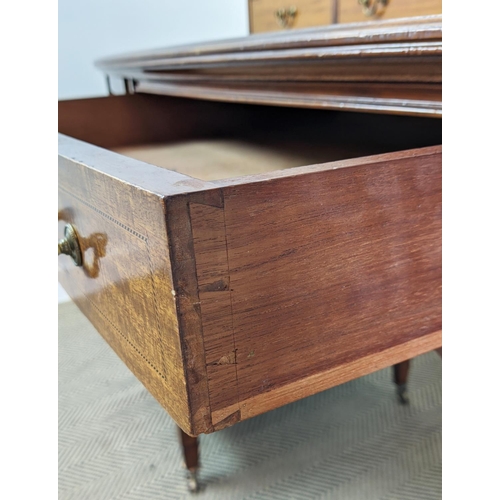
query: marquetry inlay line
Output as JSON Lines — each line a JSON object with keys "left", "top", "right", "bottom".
{"left": 83, "top": 291, "right": 168, "bottom": 381}
{"left": 59, "top": 186, "right": 148, "bottom": 241}
{"left": 144, "top": 244, "right": 169, "bottom": 374}
{"left": 59, "top": 186, "right": 171, "bottom": 380}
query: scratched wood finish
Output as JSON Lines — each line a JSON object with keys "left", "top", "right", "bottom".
{"left": 338, "top": 0, "right": 441, "bottom": 24}
{"left": 96, "top": 16, "right": 442, "bottom": 118}
{"left": 249, "top": 0, "right": 335, "bottom": 33}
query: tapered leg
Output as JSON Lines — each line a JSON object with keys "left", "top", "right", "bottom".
{"left": 393, "top": 360, "right": 411, "bottom": 405}
{"left": 178, "top": 427, "right": 200, "bottom": 492}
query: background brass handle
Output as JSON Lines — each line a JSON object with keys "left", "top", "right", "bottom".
{"left": 274, "top": 6, "right": 297, "bottom": 28}
{"left": 358, "top": 0, "right": 388, "bottom": 17}
{"left": 58, "top": 223, "right": 82, "bottom": 266}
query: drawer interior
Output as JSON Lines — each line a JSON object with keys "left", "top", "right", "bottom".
{"left": 59, "top": 94, "right": 442, "bottom": 181}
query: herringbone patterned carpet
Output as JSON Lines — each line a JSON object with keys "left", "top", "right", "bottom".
{"left": 59, "top": 301, "right": 442, "bottom": 500}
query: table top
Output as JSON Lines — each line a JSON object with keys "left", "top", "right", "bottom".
{"left": 96, "top": 15, "right": 442, "bottom": 117}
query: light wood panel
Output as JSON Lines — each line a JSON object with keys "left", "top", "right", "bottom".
{"left": 249, "top": 0, "right": 335, "bottom": 33}
{"left": 339, "top": 0, "right": 441, "bottom": 24}
{"left": 115, "top": 140, "right": 314, "bottom": 181}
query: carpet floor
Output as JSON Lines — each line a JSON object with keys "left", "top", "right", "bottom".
{"left": 59, "top": 301, "right": 442, "bottom": 500}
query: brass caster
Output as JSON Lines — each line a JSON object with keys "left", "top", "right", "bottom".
{"left": 186, "top": 470, "right": 199, "bottom": 493}
{"left": 396, "top": 384, "right": 409, "bottom": 405}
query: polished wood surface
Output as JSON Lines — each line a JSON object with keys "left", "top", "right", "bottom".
{"left": 249, "top": 0, "right": 335, "bottom": 33}
{"left": 96, "top": 16, "right": 441, "bottom": 117}
{"left": 339, "top": 0, "right": 441, "bottom": 24}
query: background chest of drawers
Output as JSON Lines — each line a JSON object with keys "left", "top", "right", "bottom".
{"left": 249, "top": 0, "right": 441, "bottom": 32}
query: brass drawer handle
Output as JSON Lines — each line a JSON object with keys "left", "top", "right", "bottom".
{"left": 358, "top": 0, "right": 388, "bottom": 17}
{"left": 58, "top": 223, "right": 82, "bottom": 266}
{"left": 275, "top": 6, "right": 297, "bottom": 28}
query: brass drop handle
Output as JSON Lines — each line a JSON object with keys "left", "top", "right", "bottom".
{"left": 58, "top": 223, "right": 83, "bottom": 266}
{"left": 274, "top": 6, "right": 297, "bottom": 28}
{"left": 358, "top": 0, "right": 388, "bottom": 17}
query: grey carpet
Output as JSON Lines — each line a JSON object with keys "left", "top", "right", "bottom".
{"left": 59, "top": 301, "right": 442, "bottom": 500}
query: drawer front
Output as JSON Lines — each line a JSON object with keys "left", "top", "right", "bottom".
{"left": 249, "top": 0, "right": 334, "bottom": 33}
{"left": 338, "top": 0, "right": 441, "bottom": 24}
{"left": 58, "top": 132, "right": 220, "bottom": 436}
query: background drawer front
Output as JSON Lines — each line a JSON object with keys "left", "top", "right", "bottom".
{"left": 338, "top": 0, "right": 441, "bottom": 24}
{"left": 249, "top": 0, "right": 334, "bottom": 33}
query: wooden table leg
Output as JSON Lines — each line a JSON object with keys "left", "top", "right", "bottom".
{"left": 393, "top": 360, "right": 411, "bottom": 405}
{"left": 178, "top": 427, "right": 200, "bottom": 492}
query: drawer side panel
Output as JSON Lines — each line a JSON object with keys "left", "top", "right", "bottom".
{"left": 207, "top": 147, "right": 441, "bottom": 424}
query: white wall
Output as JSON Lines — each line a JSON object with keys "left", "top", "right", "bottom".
{"left": 58, "top": 0, "right": 249, "bottom": 99}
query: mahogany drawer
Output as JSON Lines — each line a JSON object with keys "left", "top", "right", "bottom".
{"left": 249, "top": 0, "right": 335, "bottom": 33}
{"left": 58, "top": 94, "right": 442, "bottom": 436}
{"left": 338, "top": 0, "right": 441, "bottom": 24}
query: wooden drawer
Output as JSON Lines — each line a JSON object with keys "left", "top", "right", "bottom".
{"left": 59, "top": 94, "right": 441, "bottom": 436}
{"left": 249, "top": 0, "right": 335, "bottom": 33}
{"left": 338, "top": 0, "right": 441, "bottom": 24}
